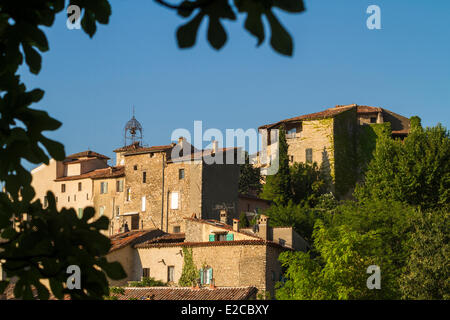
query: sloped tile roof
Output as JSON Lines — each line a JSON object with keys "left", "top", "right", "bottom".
{"left": 65, "top": 150, "right": 110, "bottom": 161}
{"left": 54, "top": 166, "right": 125, "bottom": 182}
{"left": 109, "top": 229, "right": 166, "bottom": 252}
{"left": 135, "top": 239, "right": 290, "bottom": 250}
{"left": 259, "top": 104, "right": 356, "bottom": 129}
{"left": 110, "top": 286, "right": 257, "bottom": 300}
{"left": 123, "top": 144, "right": 175, "bottom": 156}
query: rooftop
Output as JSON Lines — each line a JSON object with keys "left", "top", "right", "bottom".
{"left": 54, "top": 165, "right": 125, "bottom": 182}
{"left": 110, "top": 286, "right": 258, "bottom": 300}
{"left": 109, "top": 229, "right": 166, "bottom": 252}
{"left": 65, "top": 150, "right": 110, "bottom": 161}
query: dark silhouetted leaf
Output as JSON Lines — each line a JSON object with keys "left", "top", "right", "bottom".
{"left": 176, "top": 13, "right": 204, "bottom": 48}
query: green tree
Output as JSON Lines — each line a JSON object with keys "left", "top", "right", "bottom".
{"left": 400, "top": 209, "right": 450, "bottom": 299}
{"left": 239, "top": 212, "right": 250, "bottom": 228}
{"left": 261, "top": 126, "right": 292, "bottom": 205}
{"left": 276, "top": 200, "right": 416, "bottom": 299}
{"left": 277, "top": 221, "right": 397, "bottom": 300}
{"left": 238, "top": 153, "right": 262, "bottom": 195}
{"left": 178, "top": 248, "right": 198, "bottom": 287}
{"left": 355, "top": 119, "right": 450, "bottom": 210}
{"left": 290, "top": 162, "right": 326, "bottom": 206}
{"left": 128, "top": 277, "right": 167, "bottom": 287}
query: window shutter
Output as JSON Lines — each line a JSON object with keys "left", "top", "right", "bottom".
{"left": 226, "top": 233, "right": 234, "bottom": 241}
{"left": 199, "top": 269, "right": 204, "bottom": 285}
{"left": 209, "top": 268, "right": 213, "bottom": 281}
{"left": 209, "top": 234, "right": 215, "bottom": 242}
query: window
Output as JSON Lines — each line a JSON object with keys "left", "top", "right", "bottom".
{"left": 133, "top": 165, "right": 138, "bottom": 170}
{"left": 115, "top": 206, "right": 120, "bottom": 217}
{"left": 100, "top": 182, "right": 108, "bottom": 194}
{"left": 78, "top": 182, "right": 82, "bottom": 191}
{"left": 126, "top": 188, "right": 131, "bottom": 201}
{"left": 142, "top": 268, "right": 150, "bottom": 279}
{"left": 74, "top": 195, "right": 76, "bottom": 201}
{"left": 167, "top": 266, "right": 174, "bottom": 282}
{"left": 61, "top": 184, "right": 66, "bottom": 193}
{"left": 289, "top": 155, "right": 294, "bottom": 162}
{"left": 370, "top": 117, "right": 377, "bottom": 124}
{"left": 77, "top": 208, "right": 83, "bottom": 219}
{"left": 99, "top": 206, "right": 105, "bottom": 216}
{"left": 142, "top": 171, "right": 147, "bottom": 183}
{"left": 86, "top": 193, "right": 89, "bottom": 200}
{"left": 306, "top": 148, "right": 313, "bottom": 163}
{"left": 170, "top": 192, "right": 179, "bottom": 210}
{"left": 271, "top": 271, "right": 276, "bottom": 281}
{"left": 116, "top": 180, "right": 123, "bottom": 192}
{"left": 141, "top": 196, "right": 146, "bottom": 212}
{"left": 68, "top": 196, "right": 70, "bottom": 202}
{"left": 287, "top": 128, "right": 296, "bottom": 139}
{"left": 200, "top": 267, "right": 213, "bottom": 285}
{"left": 179, "top": 169, "right": 185, "bottom": 180}
{"left": 217, "top": 234, "right": 227, "bottom": 241}
{"left": 173, "top": 226, "right": 181, "bottom": 233}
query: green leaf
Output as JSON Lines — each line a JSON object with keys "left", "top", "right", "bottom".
{"left": 274, "top": 0, "right": 305, "bottom": 13}
{"left": 176, "top": 13, "right": 204, "bottom": 48}
{"left": 266, "top": 11, "right": 293, "bottom": 56}
{"left": 207, "top": 18, "right": 227, "bottom": 50}
{"left": 177, "top": 1, "right": 195, "bottom": 18}
{"left": 100, "top": 261, "right": 127, "bottom": 280}
{"left": 81, "top": 11, "right": 97, "bottom": 38}
{"left": 244, "top": 11, "right": 265, "bottom": 46}
{"left": 22, "top": 43, "right": 42, "bottom": 74}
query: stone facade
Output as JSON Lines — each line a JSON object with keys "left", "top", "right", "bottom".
{"left": 108, "top": 215, "right": 306, "bottom": 297}
{"left": 119, "top": 139, "right": 240, "bottom": 234}
{"left": 259, "top": 104, "right": 411, "bottom": 198}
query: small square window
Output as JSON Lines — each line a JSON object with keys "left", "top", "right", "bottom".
{"left": 306, "top": 148, "right": 313, "bottom": 163}
{"left": 142, "top": 268, "right": 150, "bottom": 279}
{"left": 179, "top": 169, "right": 185, "bottom": 180}
{"left": 370, "top": 117, "right": 377, "bottom": 124}
{"left": 167, "top": 266, "right": 174, "bottom": 282}
{"left": 173, "top": 226, "right": 181, "bottom": 233}
{"left": 133, "top": 165, "right": 138, "bottom": 170}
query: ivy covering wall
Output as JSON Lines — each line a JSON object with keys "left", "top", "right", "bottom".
{"left": 178, "top": 247, "right": 198, "bottom": 287}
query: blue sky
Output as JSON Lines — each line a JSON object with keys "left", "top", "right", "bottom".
{"left": 20, "top": 0, "right": 450, "bottom": 166}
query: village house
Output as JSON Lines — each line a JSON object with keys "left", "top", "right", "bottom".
{"left": 30, "top": 114, "right": 242, "bottom": 236}
{"left": 258, "top": 104, "right": 411, "bottom": 198}
{"left": 107, "top": 213, "right": 307, "bottom": 297}
{"left": 30, "top": 150, "right": 125, "bottom": 234}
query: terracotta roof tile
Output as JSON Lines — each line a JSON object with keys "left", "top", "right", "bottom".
{"left": 135, "top": 239, "right": 290, "bottom": 250}
{"left": 111, "top": 286, "right": 258, "bottom": 300}
{"left": 54, "top": 166, "right": 125, "bottom": 182}
{"left": 65, "top": 150, "right": 110, "bottom": 161}
{"left": 259, "top": 104, "right": 356, "bottom": 129}
{"left": 109, "top": 229, "right": 166, "bottom": 252}
{"left": 124, "top": 144, "right": 175, "bottom": 156}
{"left": 113, "top": 142, "right": 142, "bottom": 153}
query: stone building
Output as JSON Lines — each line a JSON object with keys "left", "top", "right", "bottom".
{"left": 107, "top": 214, "right": 307, "bottom": 297}
{"left": 31, "top": 151, "right": 126, "bottom": 234}
{"left": 258, "top": 104, "right": 411, "bottom": 198}
{"left": 115, "top": 137, "right": 240, "bottom": 234}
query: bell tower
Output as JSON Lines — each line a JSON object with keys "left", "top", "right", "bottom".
{"left": 124, "top": 107, "right": 143, "bottom": 147}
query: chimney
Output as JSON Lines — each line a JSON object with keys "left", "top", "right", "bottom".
{"left": 258, "top": 215, "right": 270, "bottom": 240}
{"left": 377, "top": 111, "right": 384, "bottom": 123}
{"left": 219, "top": 209, "right": 228, "bottom": 225}
{"left": 178, "top": 136, "right": 185, "bottom": 148}
{"left": 232, "top": 219, "right": 239, "bottom": 232}
{"left": 212, "top": 140, "right": 218, "bottom": 154}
